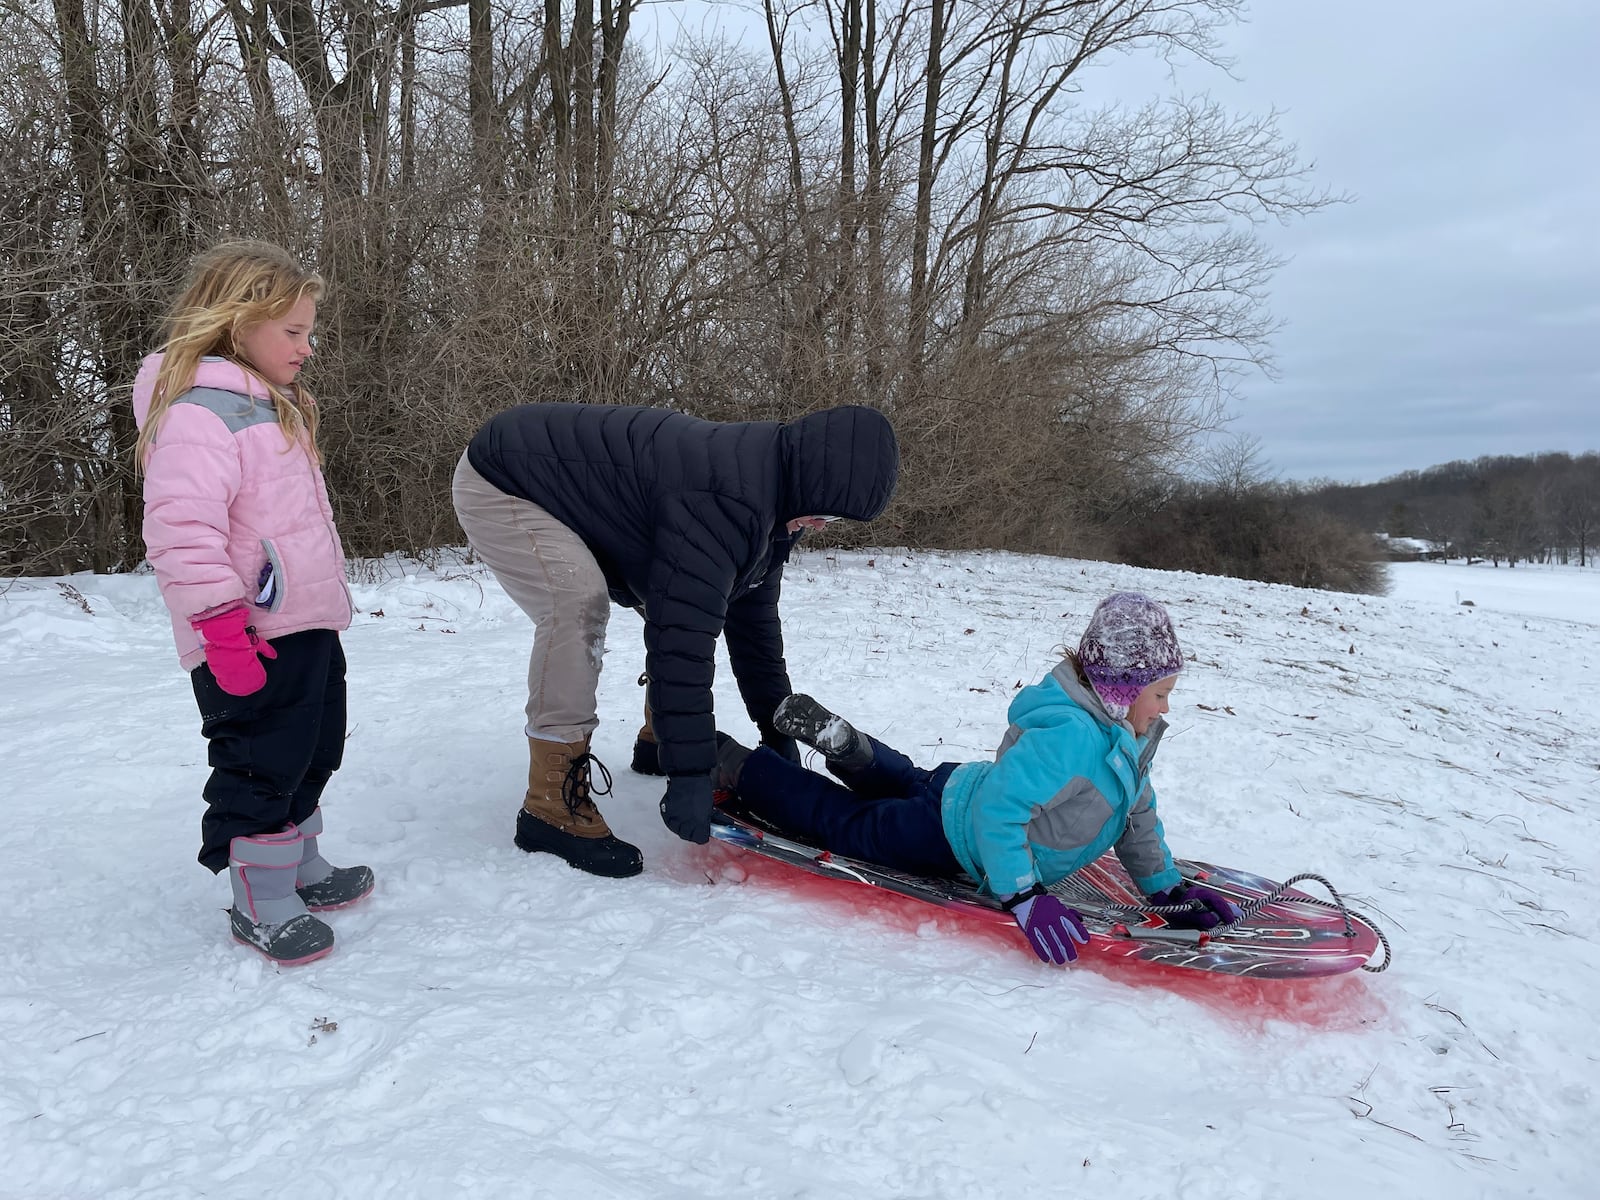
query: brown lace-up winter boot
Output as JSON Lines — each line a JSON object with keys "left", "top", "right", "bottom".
{"left": 514, "top": 736, "right": 644, "bottom": 878}
{"left": 629, "top": 674, "right": 664, "bottom": 775}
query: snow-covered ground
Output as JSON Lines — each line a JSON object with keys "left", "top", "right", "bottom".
{"left": 1, "top": 552, "right": 1595, "bottom": 1199}
{"left": 1385, "top": 556, "right": 1600, "bottom": 624}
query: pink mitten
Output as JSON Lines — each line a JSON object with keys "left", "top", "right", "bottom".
{"left": 192, "top": 606, "right": 278, "bottom": 696}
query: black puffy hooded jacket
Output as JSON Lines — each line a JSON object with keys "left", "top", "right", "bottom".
{"left": 466, "top": 403, "right": 899, "bottom": 776}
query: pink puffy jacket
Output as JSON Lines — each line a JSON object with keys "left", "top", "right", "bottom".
{"left": 134, "top": 354, "right": 353, "bottom": 670}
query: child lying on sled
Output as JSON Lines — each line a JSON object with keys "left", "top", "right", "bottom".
{"left": 713, "top": 591, "right": 1239, "bottom": 966}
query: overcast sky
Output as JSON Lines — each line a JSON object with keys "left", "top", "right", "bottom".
{"left": 646, "top": 1, "right": 1598, "bottom": 484}
{"left": 1175, "top": 0, "right": 1600, "bottom": 483}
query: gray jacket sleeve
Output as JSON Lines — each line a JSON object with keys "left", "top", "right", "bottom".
{"left": 1113, "top": 781, "right": 1182, "bottom": 895}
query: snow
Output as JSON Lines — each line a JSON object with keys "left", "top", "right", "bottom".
{"left": 1385, "top": 557, "right": 1600, "bottom": 624}
{"left": 2, "top": 551, "right": 1596, "bottom": 1198}
{"left": 1374, "top": 534, "right": 1441, "bottom": 556}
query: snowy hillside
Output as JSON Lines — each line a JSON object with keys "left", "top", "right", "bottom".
{"left": 1, "top": 551, "right": 1596, "bottom": 1199}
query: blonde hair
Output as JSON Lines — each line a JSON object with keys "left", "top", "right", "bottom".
{"left": 136, "top": 240, "right": 326, "bottom": 468}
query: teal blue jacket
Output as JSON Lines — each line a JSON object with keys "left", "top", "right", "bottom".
{"left": 939, "top": 659, "right": 1182, "bottom": 899}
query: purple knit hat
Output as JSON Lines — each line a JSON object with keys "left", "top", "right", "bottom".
{"left": 1077, "top": 592, "right": 1184, "bottom": 720}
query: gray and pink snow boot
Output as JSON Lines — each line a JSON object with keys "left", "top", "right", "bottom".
{"left": 228, "top": 827, "right": 335, "bottom": 965}
{"left": 294, "top": 808, "right": 375, "bottom": 911}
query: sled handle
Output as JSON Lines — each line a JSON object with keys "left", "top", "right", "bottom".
{"left": 1111, "top": 923, "right": 1208, "bottom": 945}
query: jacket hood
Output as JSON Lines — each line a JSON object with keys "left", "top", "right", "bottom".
{"left": 777, "top": 405, "right": 899, "bottom": 523}
{"left": 1048, "top": 656, "right": 1168, "bottom": 750}
{"left": 1052, "top": 657, "right": 1120, "bottom": 727}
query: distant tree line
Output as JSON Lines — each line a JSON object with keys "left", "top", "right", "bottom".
{"left": 1, "top": 0, "right": 1328, "bottom": 579}
{"left": 1100, "top": 447, "right": 1600, "bottom": 595}
{"left": 1090, "top": 436, "right": 1385, "bottom": 594}
{"left": 1115, "top": 482, "right": 1388, "bottom": 594}
{"left": 1293, "top": 452, "right": 1599, "bottom": 568}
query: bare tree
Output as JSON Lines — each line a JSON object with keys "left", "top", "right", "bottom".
{"left": 748, "top": 0, "right": 1329, "bottom": 546}
{"left": 1199, "top": 432, "right": 1271, "bottom": 496}
{"left": 2, "top": 0, "right": 1335, "bottom": 578}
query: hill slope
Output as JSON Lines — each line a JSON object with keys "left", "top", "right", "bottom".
{"left": 1, "top": 552, "right": 1595, "bottom": 1199}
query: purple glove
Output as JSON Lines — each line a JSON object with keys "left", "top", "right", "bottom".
{"left": 1149, "top": 882, "right": 1242, "bottom": 931}
{"left": 192, "top": 606, "right": 278, "bottom": 697}
{"left": 1004, "top": 887, "right": 1091, "bottom": 965}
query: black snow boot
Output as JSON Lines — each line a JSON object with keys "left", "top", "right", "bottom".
{"left": 773, "top": 694, "right": 872, "bottom": 769}
{"left": 516, "top": 808, "right": 644, "bottom": 878}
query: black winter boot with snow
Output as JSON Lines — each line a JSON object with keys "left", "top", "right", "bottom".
{"left": 294, "top": 807, "right": 375, "bottom": 911}
{"left": 773, "top": 694, "right": 872, "bottom": 769}
{"left": 229, "top": 828, "right": 335, "bottom": 965}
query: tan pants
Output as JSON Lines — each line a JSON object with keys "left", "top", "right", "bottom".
{"left": 451, "top": 452, "right": 611, "bottom": 742}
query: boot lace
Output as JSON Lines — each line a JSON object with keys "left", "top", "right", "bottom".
{"left": 561, "top": 751, "right": 613, "bottom": 819}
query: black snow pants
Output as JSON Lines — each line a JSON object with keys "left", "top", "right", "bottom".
{"left": 188, "top": 628, "right": 347, "bottom": 872}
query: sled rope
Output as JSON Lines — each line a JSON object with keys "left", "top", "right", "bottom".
{"left": 1085, "top": 872, "right": 1392, "bottom": 972}
{"left": 1236, "top": 872, "right": 1391, "bottom": 972}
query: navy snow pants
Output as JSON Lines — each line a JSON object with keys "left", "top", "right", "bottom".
{"left": 733, "top": 736, "right": 964, "bottom": 878}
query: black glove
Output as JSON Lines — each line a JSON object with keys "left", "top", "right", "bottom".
{"left": 660, "top": 774, "right": 715, "bottom": 844}
{"left": 757, "top": 722, "right": 802, "bottom": 764}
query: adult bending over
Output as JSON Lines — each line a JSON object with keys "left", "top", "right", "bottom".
{"left": 452, "top": 403, "right": 899, "bottom": 877}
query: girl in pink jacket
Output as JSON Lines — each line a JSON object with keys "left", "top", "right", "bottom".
{"left": 135, "top": 241, "right": 371, "bottom": 965}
